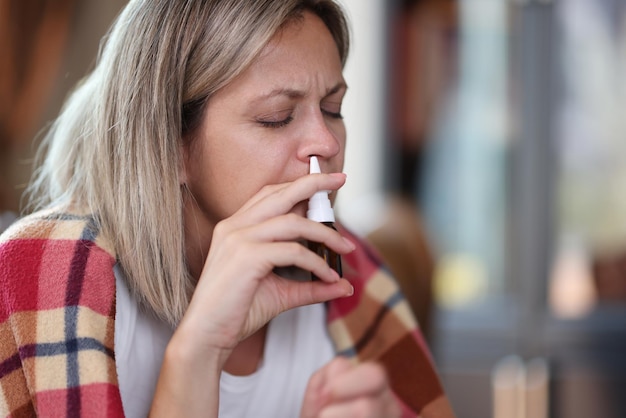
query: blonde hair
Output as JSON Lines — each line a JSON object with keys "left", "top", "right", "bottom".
{"left": 26, "top": 0, "right": 350, "bottom": 325}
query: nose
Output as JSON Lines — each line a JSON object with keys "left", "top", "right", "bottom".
{"left": 297, "top": 111, "right": 343, "bottom": 162}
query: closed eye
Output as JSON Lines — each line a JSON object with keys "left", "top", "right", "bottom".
{"left": 322, "top": 109, "right": 343, "bottom": 120}
{"left": 258, "top": 115, "right": 294, "bottom": 128}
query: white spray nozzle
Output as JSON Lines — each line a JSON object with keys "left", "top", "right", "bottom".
{"left": 309, "top": 155, "right": 322, "bottom": 175}
{"left": 307, "top": 156, "right": 335, "bottom": 222}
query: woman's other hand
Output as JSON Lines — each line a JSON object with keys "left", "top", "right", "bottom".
{"left": 300, "top": 357, "right": 403, "bottom": 418}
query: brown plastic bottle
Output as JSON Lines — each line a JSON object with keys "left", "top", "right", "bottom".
{"left": 308, "top": 222, "right": 343, "bottom": 281}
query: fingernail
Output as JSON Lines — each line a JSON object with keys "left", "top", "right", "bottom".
{"left": 343, "top": 237, "right": 356, "bottom": 251}
{"left": 345, "top": 284, "right": 354, "bottom": 297}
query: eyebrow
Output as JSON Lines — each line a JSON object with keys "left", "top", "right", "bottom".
{"left": 251, "top": 81, "right": 348, "bottom": 104}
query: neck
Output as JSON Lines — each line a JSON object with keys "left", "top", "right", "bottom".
{"left": 223, "top": 326, "right": 268, "bottom": 376}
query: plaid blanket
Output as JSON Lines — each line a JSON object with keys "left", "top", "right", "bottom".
{"left": 0, "top": 210, "right": 453, "bottom": 417}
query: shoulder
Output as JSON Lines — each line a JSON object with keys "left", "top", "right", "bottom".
{"left": 0, "top": 207, "right": 115, "bottom": 256}
{"left": 0, "top": 208, "right": 124, "bottom": 416}
{"left": 0, "top": 207, "right": 117, "bottom": 315}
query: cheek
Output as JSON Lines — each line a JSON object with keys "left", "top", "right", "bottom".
{"left": 183, "top": 140, "right": 243, "bottom": 220}
{"left": 191, "top": 150, "right": 291, "bottom": 219}
{"left": 333, "top": 123, "right": 347, "bottom": 164}
{"left": 334, "top": 133, "right": 347, "bottom": 172}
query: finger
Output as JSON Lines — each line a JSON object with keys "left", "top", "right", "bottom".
{"left": 236, "top": 181, "right": 291, "bottom": 213}
{"left": 267, "top": 277, "right": 354, "bottom": 319}
{"left": 243, "top": 241, "right": 343, "bottom": 283}
{"left": 301, "top": 357, "right": 355, "bottom": 418}
{"left": 323, "top": 356, "right": 355, "bottom": 380}
{"left": 211, "top": 221, "right": 346, "bottom": 284}
{"left": 319, "top": 398, "right": 382, "bottom": 418}
{"left": 326, "top": 362, "right": 389, "bottom": 401}
{"left": 246, "top": 213, "right": 355, "bottom": 254}
{"left": 237, "top": 173, "right": 346, "bottom": 224}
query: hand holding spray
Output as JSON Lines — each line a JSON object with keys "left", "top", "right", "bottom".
{"left": 307, "top": 156, "right": 343, "bottom": 280}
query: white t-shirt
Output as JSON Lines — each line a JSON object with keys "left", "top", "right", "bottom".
{"left": 114, "top": 265, "right": 335, "bottom": 418}
{"left": 114, "top": 265, "right": 175, "bottom": 418}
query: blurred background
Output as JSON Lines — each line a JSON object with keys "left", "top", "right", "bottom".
{"left": 2, "top": 0, "right": 626, "bottom": 417}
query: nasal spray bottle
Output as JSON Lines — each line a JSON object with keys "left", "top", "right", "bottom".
{"left": 307, "top": 156, "right": 343, "bottom": 280}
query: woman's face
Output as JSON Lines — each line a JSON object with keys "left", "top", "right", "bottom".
{"left": 182, "top": 12, "right": 347, "bottom": 232}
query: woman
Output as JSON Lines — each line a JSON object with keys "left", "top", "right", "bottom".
{"left": 0, "top": 0, "right": 454, "bottom": 416}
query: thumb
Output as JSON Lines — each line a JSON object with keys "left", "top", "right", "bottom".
{"left": 276, "top": 278, "right": 354, "bottom": 312}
